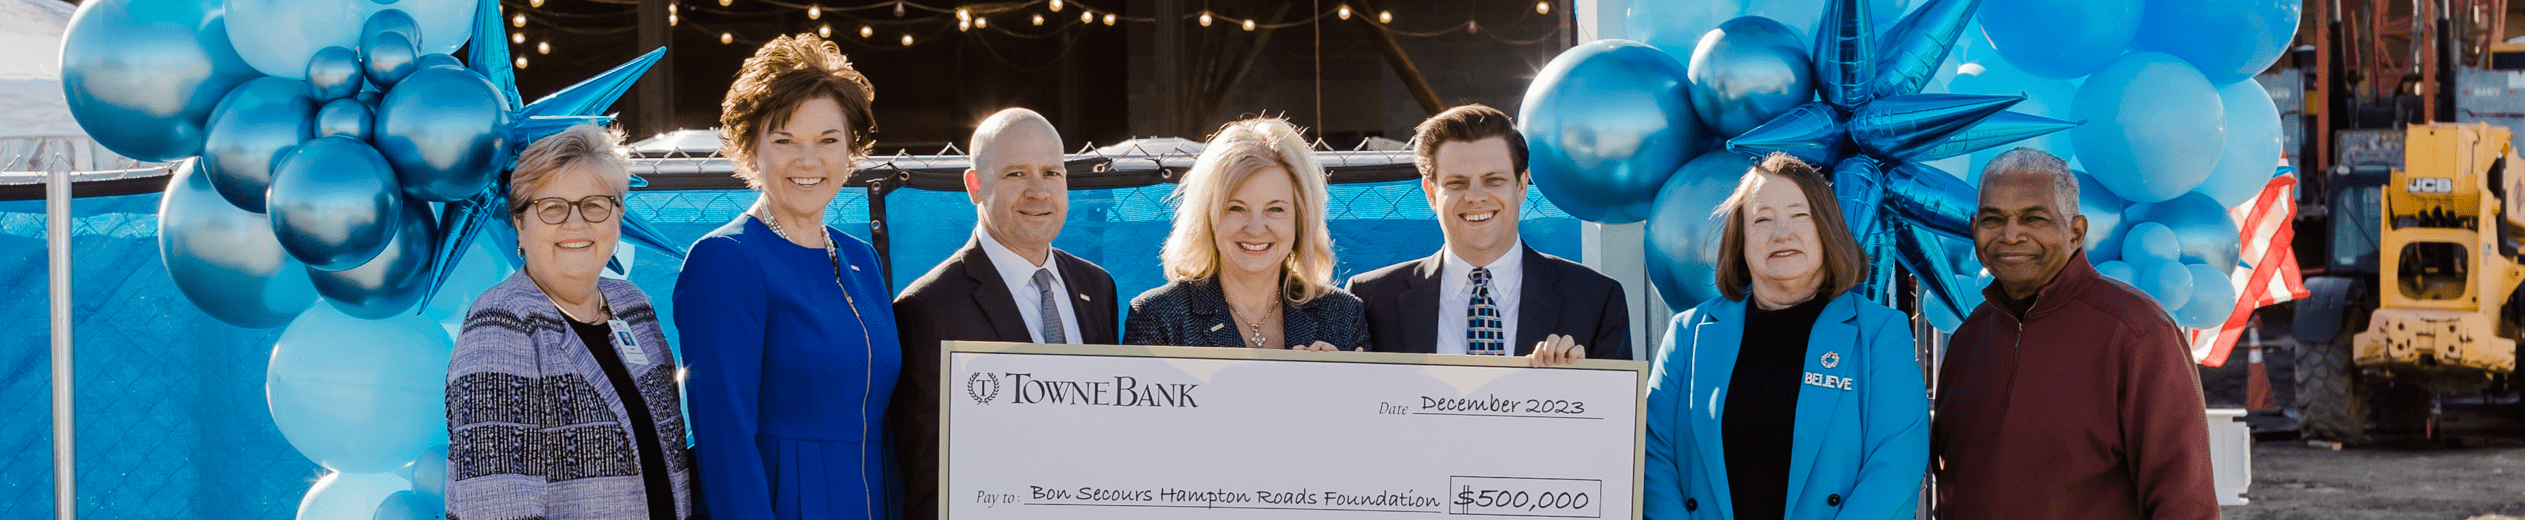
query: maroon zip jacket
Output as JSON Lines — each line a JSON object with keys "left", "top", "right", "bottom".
{"left": 1933, "top": 250, "right": 2219, "bottom": 520}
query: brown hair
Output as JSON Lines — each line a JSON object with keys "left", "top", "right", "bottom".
{"left": 718, "top": 33, "right": 878, "bottom": 188}
{"left": 1411, "top": 104, "right": 1527, "bottom": 179}
{"left": 1712, "top": 152, "right": 1868, "bottom": 302}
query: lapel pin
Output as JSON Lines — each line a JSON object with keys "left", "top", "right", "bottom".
{"left": 1080, "top": 294, "right": 1092, "bottom": 301}
{"left": 1209, "top": 323, "right": 1225, "bottom": 332}
{"left": 1821, "top": 351, "right": 1841, "bottom": 369}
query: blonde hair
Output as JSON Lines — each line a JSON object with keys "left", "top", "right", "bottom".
{"left": 1160, "top": 117, "right": 1338, "bottom": 304}
{"left": 508, "top": 123, "right": 632, "bottom": 215}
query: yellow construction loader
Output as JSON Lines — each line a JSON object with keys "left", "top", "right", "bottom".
{"left": 2294, "top": 122, "right": 2525, "bottom": 443}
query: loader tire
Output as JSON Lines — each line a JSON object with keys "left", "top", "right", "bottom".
{"left": 2295, "top": 321, "right": 2368, "bottom": 442}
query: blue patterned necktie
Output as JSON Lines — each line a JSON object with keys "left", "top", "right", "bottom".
{"left": 1468, "top": 267, "right": 1503, "bottom": 355}
{"left": 1032, "top": 268, "right": 1066, "bottom": 344}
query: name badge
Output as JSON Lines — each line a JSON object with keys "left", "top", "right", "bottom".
{"left": 1803, "top": 372, "right": 1854, "bottom": 391}
{"left": 608, "top": 318, "right": 651, "bottom": 365}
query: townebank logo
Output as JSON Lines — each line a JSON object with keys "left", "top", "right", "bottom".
{"left": 963, "top": 371, "right": 1200, "bottom": 408}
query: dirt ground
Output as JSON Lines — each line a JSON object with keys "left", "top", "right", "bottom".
{"left": 2220, "top": 440, "right": 2525, "bottom": 520}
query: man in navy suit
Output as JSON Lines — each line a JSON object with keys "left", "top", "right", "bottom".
{"left": 1346, "top": 104, "right": 1630, "bottom": 364}
{"left": 890, "top": 108, "right": 1119, "bottom": 519}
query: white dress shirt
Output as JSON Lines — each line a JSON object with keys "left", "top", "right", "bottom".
{"left": 975, "top": 231, "right": 1083, "bottom": 344}
{"left": 1434, "top": 240, "right": 1525, "bottom": 355}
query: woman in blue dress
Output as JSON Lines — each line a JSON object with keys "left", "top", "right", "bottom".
{"left": 674, "top": 33, "right": 900, "bottom": 520}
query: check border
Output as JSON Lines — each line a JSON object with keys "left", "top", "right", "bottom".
{"left": 936, "top": 340, "right": 1649, "bottom": 520}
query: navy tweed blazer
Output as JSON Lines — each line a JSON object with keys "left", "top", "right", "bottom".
{"left": 1122, "top": 276, "right": 1372, "bottom": 350}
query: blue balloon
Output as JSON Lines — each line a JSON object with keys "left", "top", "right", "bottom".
{"left": 311, "top": 198, "right": 437, "bottom": 319}
{"left": 2124, "top": 191, "right": 2242, "bottom": 274}
{"left": 371, "top": 490, "right": 436, "bottom": 520}
{"left": 2132, "top": 0, "right": 2302, "bottom": 86}
{"left": 2176, "top": 262, "right": 2238, "bottom": 328}
{"left": 405, "top": 445, "right": 450, "bottom": 505}
{"left": 307, "top": 46, "right": 366, "bottom": 101}
{"left": 1520, "top": 39, "right": 1703, "bottom": 224}
{"left": 1646, "top": 151, "right": 1759, "bottom": 309}
{"left": 1688, "top": 16, "right": 1814, "bottom": 137}
{"left": 2072, "top": 52, "right": 2224, "bottom": 203}
{"left": 299, "top": 472, "right": 413, "bottom": 520}
{"left": 60, "top": 0, "right": 263, "bottom": 162}
{"left": 1871, "top": 0, "right": 1979, "bottom": 99}
{"left": 202, "top": 77, "right": 320, "bottom": 213}
{"left": 1948, "top": 62, "right": 2078, "bottom": 180}
{"left": 159, "top": 159, "right": 320, "bottom": 328}
{"left": 2121, "top": 221, "right": 2181, "bottom": 264}
{"left": 414, "top": 53, "right": 466, "bottom": 72}
{"left": 1729, "top": 102, "right": 1848, "bottom": 166}
{"left": 1923, "top": 272, "right": 1988, "bottom": 332}
{"left": 360, "top": 20, "right": 422, "bottom": 89}
{"left": 1742, "top": 0, "right": 1909, "bottom": 44}
{"left": 1813, "top": 0, "right": 1879, "bottom": 110}
{"left": 267, "top": 306, "right": 452, "bottom": 473}
{"left": 1629, "top": 0, "right": 1747, "bottom": 60}
{"left": 1848, "top": 93, "right": 2019, "bottom": 159}
{"left": 2071, "top": 169, "right": 2126, "bottom": 255}
{"left": 317, "top": 98, "right": 376, "bottom": 141}
{"left": 2199, "top": 80, "right": 2285, "bottom": 207}
{"left": 377, "top": 67, "right": 517, "bottom": 202}
{"left": 226, "top": 0, "right": 365, "bottom": 79}
{"left": 2095, "top": 259, "right": 2137, "bottom": 285}
{"left": 1976, "top": 0, "right": 2139, "bottom": 79}
{"left": 370, "top": 0, "right": 475, "bottom": 56}
{"left": 2137, "top": 258, "right": 2193, "bottom": 311}
{"left": 270, "top": 136, "right": 404, "bottom": 271}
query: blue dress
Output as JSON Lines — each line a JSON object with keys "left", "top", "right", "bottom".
{"left": 675, "top": 215, "right": 902, "bottom": 520}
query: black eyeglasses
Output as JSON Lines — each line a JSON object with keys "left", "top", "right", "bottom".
{"left": 521, "top": 195, "right": 621, "bottom": 225}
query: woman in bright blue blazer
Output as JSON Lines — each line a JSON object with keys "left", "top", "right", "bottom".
{"left": 1643, "top": 153, "right": 1930, "bottom": 520}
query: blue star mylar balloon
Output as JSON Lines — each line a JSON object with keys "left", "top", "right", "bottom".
{"left": 1724, "top": 0, "right": 2080, "bottom": 317}
{"left": 414, "top": 0, "right": 680, "bottom": 311}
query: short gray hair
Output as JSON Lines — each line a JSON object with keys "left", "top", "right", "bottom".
{"left": 509, "top": 123, "right": 632, "bottom": 215}
{"left": 1978, "top": 147, "right": 2078, "bottom": 216}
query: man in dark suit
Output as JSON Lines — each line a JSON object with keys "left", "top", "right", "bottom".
{"left": 1347, "top": 104, "right": 1630, "bottom": 364}
{"left": 890, "top": 108, "right": 1118, "bottom": 519}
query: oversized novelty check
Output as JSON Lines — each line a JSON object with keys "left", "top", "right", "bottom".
{"left": 940, "top": 341, "right": 1647, "bottom": 519}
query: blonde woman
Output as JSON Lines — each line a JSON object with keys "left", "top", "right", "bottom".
{"left": 1123, "top": 117, "right": 1369, "bottom": 351}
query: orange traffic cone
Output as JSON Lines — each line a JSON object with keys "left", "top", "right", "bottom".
{"left": 2246, "top": 318, "right": 2277, "bottom": 411}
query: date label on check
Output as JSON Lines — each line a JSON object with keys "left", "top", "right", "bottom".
{"left": 1448, "top": 476, "right": 1602, "bottom": 518}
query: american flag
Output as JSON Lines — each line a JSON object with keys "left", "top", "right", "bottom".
{"left": 2188, "top": 170, "right": 2310, "bottom": 367}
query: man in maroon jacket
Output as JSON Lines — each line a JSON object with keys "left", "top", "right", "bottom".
{"left": 1934, "top": 148, "right": 2219, "bottom": 519}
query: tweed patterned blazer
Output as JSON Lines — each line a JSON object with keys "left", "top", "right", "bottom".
{"left": 447, "top": 272, "right": 694, "bottom": 520}
{"left": 1123, "top": 276, "right": 1372, "bottom": 350}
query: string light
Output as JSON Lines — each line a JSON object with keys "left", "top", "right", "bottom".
{"left": 1337, "top": 5, "right": 1350, "bottom": 20}
{"left": 819, "top": 24, "right": 831, "bottom": 37}
{"left": 1102, "top": 13, "right": 1114, "bottom": 25}
{"left": 514, "top": 56, "right": 528, "bottom": 69}
{"left": 1378, "top": 10, "right": 1391, "bottom": 23}
{"left": 716, "top": 0, "right": 729, "bottom": 6}
{"left": 667, "top": 12, "right": 677, "bottom": 25}
{"left": 900, "top": 33, "right": 914, "bottom": 46}
{"left": 1199, "top": 11, "right": 1211, "bottom": 27}
{"left": 511, "top": 32, "right": 526, "bottom": 44}
{"left": 1468, "top": 20, "right": 1478, "bottom": 33}
{"left": 720, "top": 32, "right": 732, "bottom": 44}
{"left": 1032, "top": 13, "right": 1043, "bottom": 25}
{"left": 537, "top": 41, "right": 550, "bottom": 54}
{"left": 511, "top": 13, "right": 526, "bottom": 27}
{"left": 1080, "top": 10, "right": 1092, "bottom": 23}
{"left": 893, "top": 1, "right": 904, "bottom": 17}
{"left": 529, "top": 0, "right": 542, "bottom": 7}
{"left": 860, "top": 25, "right": 873, "bottom": 37}
{"left": 958, "top": 18, "right": 970, "bottom": 31}
{"left": 1048, "top": 0, "right": 1061, "bottom": 12}
{"left": 956, "top": 7, "right": 969, "bottom": 21}
{"left": 808, "top": 5, "right": 819, "bottom": 19}
{"left": 1535, "top": 1, "right": 1550, "bottom": 14}
{"left": 975, "top": 16, "right": 986, "bottom": 28}
{"left": 1242, "top": 18, "right": 1255, "bottom": 31}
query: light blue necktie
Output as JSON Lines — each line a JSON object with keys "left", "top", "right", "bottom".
{"left": 1032, "top": 268, "right": 1066, "bottom": 344}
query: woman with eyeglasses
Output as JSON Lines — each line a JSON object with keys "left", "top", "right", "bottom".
{"left": 446, "top": 123, "right": 695, "bottom": 520}
{"left": 672, "top": 33, "right": 902, "bottom": 520}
